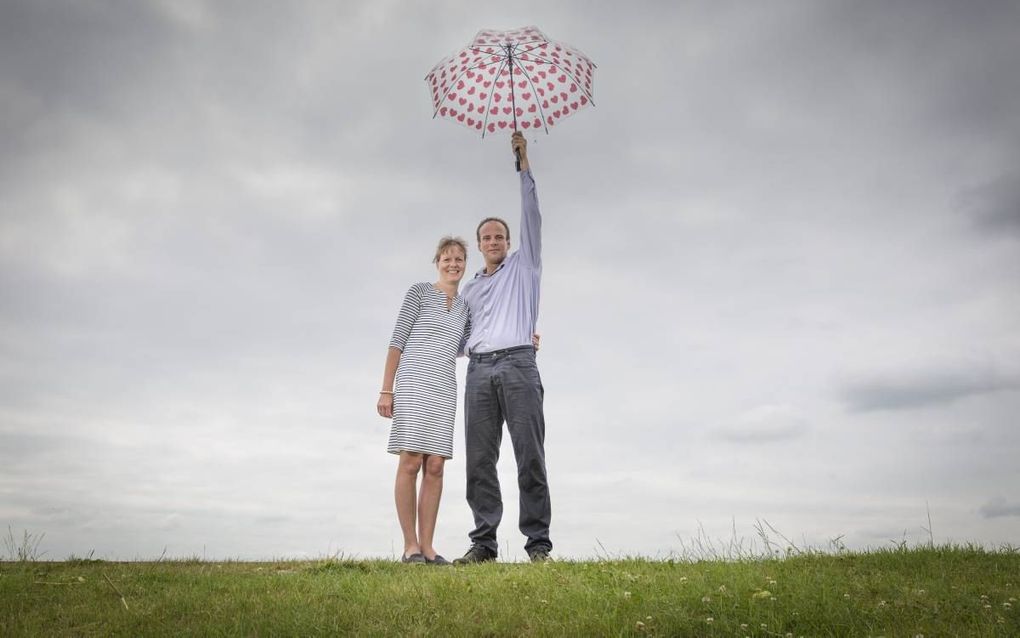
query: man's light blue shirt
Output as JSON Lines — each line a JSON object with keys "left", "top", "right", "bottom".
{"left": 461, "top": 169, "right": 542, "bottom": 354}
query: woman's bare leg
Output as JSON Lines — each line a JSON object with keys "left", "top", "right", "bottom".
{"left": 417, "top": 454, "right": 445, "bottom": 559}
{"left": 395, "top": 452, "right": 424, "bottom": 557}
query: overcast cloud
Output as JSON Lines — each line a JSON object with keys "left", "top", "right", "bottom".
{"left": 1, "top": 0, "right": 1018, "bottom": 560}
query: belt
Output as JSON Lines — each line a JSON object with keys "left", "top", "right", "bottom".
{"left": 470, "top": 345, "right": 534, "bottom": 362}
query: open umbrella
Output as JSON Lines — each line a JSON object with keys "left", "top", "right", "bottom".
{"left": 426, "top": 25, "right": 596, "bottom": 169}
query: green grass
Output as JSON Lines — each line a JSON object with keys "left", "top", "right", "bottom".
{"left": 2, "top": 546, "right": 1018, "bottom": 636}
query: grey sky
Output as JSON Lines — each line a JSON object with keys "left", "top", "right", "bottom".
{"left": 1, "top": 0, "right": 1018, "bottom": 560}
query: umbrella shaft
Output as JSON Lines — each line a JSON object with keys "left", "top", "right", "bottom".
{"left": 505, "top": 44, "right": 517, "bottom": 131}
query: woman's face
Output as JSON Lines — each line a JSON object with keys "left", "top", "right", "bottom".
{"left": 436, "top": 247, "right": 466, "bottom": 285}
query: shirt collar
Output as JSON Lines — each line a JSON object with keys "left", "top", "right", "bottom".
{"left": 474, "top": 261, "right": 507, "bottom": 278}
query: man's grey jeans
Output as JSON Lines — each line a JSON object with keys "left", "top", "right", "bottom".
{"left": 464, "top": 345, "right": 552, "bottom": 555}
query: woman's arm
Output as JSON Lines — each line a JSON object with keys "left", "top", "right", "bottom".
{"left": 377, "top": 346, "right": 401, "bottom": 418}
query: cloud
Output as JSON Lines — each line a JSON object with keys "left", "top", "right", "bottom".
{"left": 958, "top": 171, "right": 1020, "bottom": 237}
{"left": 979, "top": 497, "right": 1020, "bottom": 519}
{"left": 840, "top": 366, "right": 1020, "bottom": 413}
{"left": 715, "top": 404, "right": 809, "bottom": 444}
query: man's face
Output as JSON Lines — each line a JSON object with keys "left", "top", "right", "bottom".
{"left": 478, "top": 220, "right": 509, "bottom": 266}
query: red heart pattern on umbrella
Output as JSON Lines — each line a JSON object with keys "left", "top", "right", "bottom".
{"left": 426, "top": 25, "right": 596, "bottom": 136}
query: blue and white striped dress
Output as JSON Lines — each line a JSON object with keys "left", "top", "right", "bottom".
{"left": 387, "top": 282, "right": 470, "bottom": 459}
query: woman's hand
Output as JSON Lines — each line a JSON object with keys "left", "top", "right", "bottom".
{"left": 377, "top": 393, "right": 394, "bottom": 419}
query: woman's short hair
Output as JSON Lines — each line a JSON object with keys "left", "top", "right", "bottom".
{"left": 433, "top": 236, "right": 468, "bottom": 263}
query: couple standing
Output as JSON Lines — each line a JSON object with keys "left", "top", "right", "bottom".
{"left": 376, "top": 132, "right": 552, "bottom": 565}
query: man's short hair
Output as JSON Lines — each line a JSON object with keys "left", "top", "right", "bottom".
{"left": 476, "top": 217, "right": 511, "bottom": 242}
{"left": 433, "top": 236, "right": 468, "bottom": 263}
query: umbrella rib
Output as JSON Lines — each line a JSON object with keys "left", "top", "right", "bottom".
{"left": 509, "top": 56, "right": 550, "bottom": 135}
{"left": 428, "top": 54, "right": 507, "bottom": 121}
{"left": 517, "top": 52, "right": 596, "bottom": 106}
{"left": 478, "top": 55, "right": 512, "bottom": 138}
{"left": 466, "top": 38, "right": 545, "bottom": 56}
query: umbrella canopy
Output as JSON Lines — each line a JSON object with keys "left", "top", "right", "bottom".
{"left": 426, "top": 26, "right": 596, "bottom": 137}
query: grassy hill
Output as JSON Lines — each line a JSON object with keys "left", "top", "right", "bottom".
{"left": 2, "top": 546, "right": 1018, "bottom": 636}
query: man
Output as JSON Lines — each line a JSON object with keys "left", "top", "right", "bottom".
{"left": 454, "top": 131, "right": 552, "bottom": 564}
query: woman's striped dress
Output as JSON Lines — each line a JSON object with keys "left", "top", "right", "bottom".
{"left": 387, "top": 282, "right": 470, "bottom": 459}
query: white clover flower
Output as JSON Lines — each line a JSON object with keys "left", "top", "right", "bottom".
{"left": 701, "top": 596, "right": 712, "bottom": 603}
{"left": 705, "top": 617, "right": 714, "bottom": 624}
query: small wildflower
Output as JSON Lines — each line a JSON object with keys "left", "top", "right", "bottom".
{"left": 878, "top": 600, "right": 887, "bottom": 607}
{"left": 843, "top": 593, "right": 851, "bottom": 600}
{"left": 768, "top": 578, "right": 777, "bottom": 586}
{"left": 705, "top": 617, "right": 714, "bottom": 624}
{"left": 701, "top": 595, "right": 712, "bottom": 603}
{"left": 914, "top": 634, "right": 924, "bottom": 638}
{"left": 77, "top": 576, "right": 85, "bottom": 582}
{"left": 761, "top": 623, "right": 768, "bottom": 629}
{"left": 1003, "top": 602, "right": 1012, "bottom": 609}
{"left": 623, "top": 591, "right": 632, "bottom": 599}
{"left": 679, "top": 576, "right": 688, "bottom": 583}
{"left": 786, "top": 633, "right": 794, "bottom": 638}
{"left": 740, "top": 624, "right": 749, "bottom": 630}
{"left": 718, "top": 585, "right": 727, "bottom": 593}
{"left": 984, "top": 604, "right": 993, "bottom": 609}
{"left": 753, "top": 590, "right": 772, "bottom": 599}
{"left": 635, "top": 621, "right": 645, "bottom": 631}
{"left": 646, "top": 616, "right": 652, "bottom": 621}
{"left": 540, "top": 599, "right": 548, "bottom": 605}
{"left": 981, "top": 594, "right": 989, "bottom": 600}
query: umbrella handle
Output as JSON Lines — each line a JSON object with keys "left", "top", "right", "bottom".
{"left": 514, "top": 148, "right": 521, "bottom": 173}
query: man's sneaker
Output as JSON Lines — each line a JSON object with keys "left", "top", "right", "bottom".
{"left": 453, "top": 544, "right": 496, "bottom": 565}
{"left": 528, "top": 549, "right": 552, "bottom": 563}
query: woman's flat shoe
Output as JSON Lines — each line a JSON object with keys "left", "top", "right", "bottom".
{"left": 401, "top": 552, "right": 426, "bottom": 564}
{"left": 426, "top": 554, "right": 451, "bottom": 566}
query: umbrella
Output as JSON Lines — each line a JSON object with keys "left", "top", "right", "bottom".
{"left": 426, "top": 25, "right": 596, "bottom": 169}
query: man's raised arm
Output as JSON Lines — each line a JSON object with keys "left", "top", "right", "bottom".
{"left": 512, "top": 132, "right": 541, "bottom": 269}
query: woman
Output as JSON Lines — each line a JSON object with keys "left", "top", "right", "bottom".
{"left": 377, "top": 236, "right": 470, "bottom": 565}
